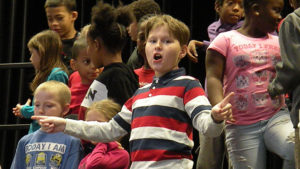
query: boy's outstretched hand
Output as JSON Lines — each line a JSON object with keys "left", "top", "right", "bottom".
{"left": 31, "top": 116, "right": 67, "bottom": 133}
{"left": 211, "top": 92, "right": 235, "bottom": 123}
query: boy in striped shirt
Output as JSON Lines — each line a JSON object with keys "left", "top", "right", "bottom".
{"left": 32, "top": 14, "right": 234, "bottom": 169}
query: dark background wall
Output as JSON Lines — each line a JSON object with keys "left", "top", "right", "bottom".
{"left": 0, "top": 0, "right": 293, "bottom": 168}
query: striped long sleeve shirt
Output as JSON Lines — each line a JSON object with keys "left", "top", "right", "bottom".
{"left": 65, "top": 68, "right": 224, "bottom": 169}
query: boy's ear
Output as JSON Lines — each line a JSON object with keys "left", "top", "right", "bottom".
{"left": 94, "top": 39, "right": 101, "bottom": 51}
{"left": 70, "top": 59, "right": 77, "bottom": 71}
{"left": 215, "top": 1, "right": 221, "bottom": 14}
{"left": 179, "top": 45, "right": 187, "bottom": 60}
{"left": 62, "top": 104, "right": 70, "bottom": 117}
{"left": 71, "top": 11, "right": 78, "bottom": 22}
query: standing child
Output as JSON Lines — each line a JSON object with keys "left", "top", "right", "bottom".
{"left": 44, "top": 0, "right": 79, "bottom": 71}
{"left": 78, "top": 1, "right": 139, "bottom": 149}
{"left": 68, "top": 36, "right": 101, "bottom": 118}
{"left": 78, "top": 1, "right": 139, "bottom": 111}
{"left": 126, "top": 0, "right": 161, "bottom": 69}
{"left": 32, "top": 14, "right": 234, "bottom": 169}
{"left": 189, "top": 1, "right": 244, "bottom": 169}
{"left": 187, "top": 0, "right": 243, "bottom": 62}
{"left": 268, "top": 0, "right": 300, "bottom": 167}
{"left": 78, "top": 99, "right": 130, "bottom": 169}
{"left": 12, "top": 30, "right": 68, "bottom": 133}
{"left": 11, "top": 81, "right": 81, "bottom": 169}
{"left": 206, "top": 0, "right": 295, "bottom": 168}
{"left": 134, "top": 14, "right": 155, "bottom": 87}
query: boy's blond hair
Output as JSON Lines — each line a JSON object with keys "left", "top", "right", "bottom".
{"left": 144, "top": 14, "right": 190, "bottom": 46}
{"left": 86, "top": 99, "right": 121, "bottom": 121}
{"left": 78, "top": 24, "right": 91, "bottom": 39}
{"left": 34, "top": 81, "right": 71, "bottom": 108}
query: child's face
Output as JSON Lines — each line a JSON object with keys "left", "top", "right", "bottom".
{"left": 45, "top": 6, "right": 77, "bottom": 40}
{"left": 85, "top": 110, "right": 108, "bottom": 122}
{"left": 34, "top": 90, "right": 67, "bottom": 117}
{"left": 145, "top": 25, "right": 187, "bottom": 77}
{"left": 74, "top": 48, "right": 101, "bottom": 84}
{"left": 29, "top": 47, "right": 41, "bottom": 70}
{"left": 257, "top": 0, "right": 283, "bottom": 33}
{"left": 137, "top": 29, "right": 146, "bottom": 58}
{"left": 85, "top": 109, "right": 108, "bottom": 145}
{"left": 216, "top": 0, "right": 243, "bottom": 25}
{"left": 127, "top": 21, "right": 138, "bottom": 41}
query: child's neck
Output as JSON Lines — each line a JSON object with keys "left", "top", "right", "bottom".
{"left": 81, "top": 79, "right": 93, "bottom": 85}
{"left": 143, "top": 65, "right": 151, "bottom": 70}
{"left": 102, "top": 52, "right": 123, "bottom": 67}
{"left": 238, "top": 19, "right": 268, "bottom": 38}
{"left": 143, "top": 60, "right": 151, "bottom": 70}
{"left": 61, "top": 28, "right": 77, "bottom": 40}
{"left": 220, "top": 19, "right": 236, "bottom": 26}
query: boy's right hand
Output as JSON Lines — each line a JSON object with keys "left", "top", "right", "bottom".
{"left": 211, "top": 92, "right": 235, "bottom": 123}
{"left": 187, "top": 40, "right": 204, "bottom": 63}
{"left": 12, "top": 99, "right": 31, "bottom": 118}
{"left": 31, "top": 116, "right": 67, "bottom": 133}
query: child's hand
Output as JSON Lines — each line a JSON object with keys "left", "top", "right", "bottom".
{"left": 31, "top": 116, "right": 67, "bottom": 133}
{"left": 12, "top": 99, "right": 31, "bottom": 118}
{"left": 187, "top": 40, "right": 204, "bottom": 63}
{"left": 211, "top": 92, "right": 235, "bottom": 123}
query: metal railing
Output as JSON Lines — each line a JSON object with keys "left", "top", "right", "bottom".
{"left": 0, "top": 124, "right": 29, "bottom": 130}
{"left": 0, "top": 62, "right": 33, "bottom": 168}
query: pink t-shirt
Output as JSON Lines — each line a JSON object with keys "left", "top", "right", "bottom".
{"left": 208, "top": 30, "right": 283, "bottom": 125}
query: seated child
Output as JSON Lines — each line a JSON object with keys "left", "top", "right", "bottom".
{"left": 79, "top": 99, "right": 130, "bottom": 169}
{"left": 32, "top": 14, "right": 234, "bottom": 169}
{"left": 10, "top": 81, "right": 82, "bottom": 169}
{"left": 68, "top": 36, "right": 101, "bottom": 118}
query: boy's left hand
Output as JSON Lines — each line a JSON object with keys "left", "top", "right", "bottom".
{"left": 211, "top": 92, "right": 235, "bottom": 123}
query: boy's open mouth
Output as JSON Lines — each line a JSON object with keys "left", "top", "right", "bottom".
{"left": 154, "top": 54, "right": 162, "bottom": 60}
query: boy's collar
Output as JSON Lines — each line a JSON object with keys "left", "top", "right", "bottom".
{"left": 215, "top": 19, "right": 243, "bottom": 33}
{"left": 153, "top": 68, "right": 186, "bottom": 85}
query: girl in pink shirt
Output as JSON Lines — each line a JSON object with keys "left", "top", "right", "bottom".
{"left": 206, "top": 0, "right": 295, "bottom": 168}
{"left": 78, "top": 99, "right": 130, "bottom": 169}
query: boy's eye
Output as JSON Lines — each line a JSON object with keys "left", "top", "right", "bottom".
{"left": 226, "top": 0, "right": 234, "bottom": 5}
{"left": 46, "top": 104, "right": 53, "bottom": 108}
{"left": 56, "top": 17, "right": 63, "bottom": 21}
{"left": 47, "top": 17, "right": 53, "bottom": 22}
{"left": 83, "top": 59, "right": 90, "bottom": 64}
{"left": 148, "top": 39, "right": 156, "bottom": 44}
{"left": 273, "top": 7, "right": 282, "bottom": 13}
{"left": 162, "top": 39, "right": 172, "bottom": 44}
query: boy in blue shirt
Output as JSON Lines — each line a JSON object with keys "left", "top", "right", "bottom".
{"left": 11, "top": 81, "right": 82, "bottom": 169}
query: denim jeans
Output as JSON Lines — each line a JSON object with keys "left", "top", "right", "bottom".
{"left": 225, "top": 109, "right": 295, "bottom": 169}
